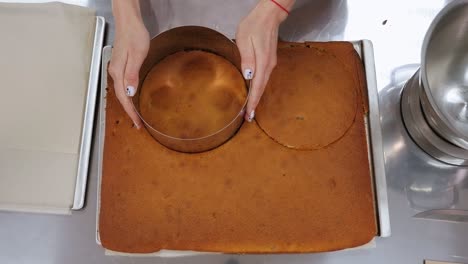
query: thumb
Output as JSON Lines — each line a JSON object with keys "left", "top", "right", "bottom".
{"left": 236, "top": 36, "right": 256, "bottom": 81}
{"left": 123, "top": 53, "right": 146, "bottom": 129}
{"left": 124, "top": 53, "right": 145, "bottom": 97}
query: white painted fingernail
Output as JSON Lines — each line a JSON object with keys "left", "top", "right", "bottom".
{"left": 134, "top": 122, "right": 140, "bottom": 129}
{"left": 247, "top": 110, "right": 255, "bottom": 122}
{"left": 126, "top": 86, "right": 136, "bottom": 97}
{"left": 244, "top": 69, "right": 253, "bottom": 80}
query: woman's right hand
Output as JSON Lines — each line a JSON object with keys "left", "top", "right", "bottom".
{"left": 109, "top": 0, "right": 150, "bottom": 129}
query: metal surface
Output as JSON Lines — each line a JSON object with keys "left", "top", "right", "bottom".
{"left": 73, "top": 16, "right": 106, "bottom": 210}
{"left": 401, "top": 69, "right": 468, "bottom": 166}
{"left": 413, "top": 209, "right": 468, "bottom": 223}
{"left": 421, "top": 0, "right": 468, "bottom": 149}
{"left": 96, "top": 40, "right": 391, "bottom": 248}
{"left": 2, "top": 1, "right": 468, "bottom": 264}
{"left": 133, "top": 26, "right": 249, "bottom": 153}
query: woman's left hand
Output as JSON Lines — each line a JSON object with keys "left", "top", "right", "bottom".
{"left": 236, "top": 0, "right": 294, "bottom": 122}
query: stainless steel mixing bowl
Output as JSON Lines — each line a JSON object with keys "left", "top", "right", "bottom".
{"left": 402, "top": 70, "right": 468, "bottom": 166}
{"left": 421, "top": 0, "right": 468, "bottom": 149}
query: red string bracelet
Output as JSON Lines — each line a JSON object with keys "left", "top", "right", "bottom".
{"left": 270, "top": 0, "right": 290, "bottom": 15}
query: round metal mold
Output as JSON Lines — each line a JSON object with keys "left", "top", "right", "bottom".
{"left": 132, "top": 26, "right": 249, "bottom": 153}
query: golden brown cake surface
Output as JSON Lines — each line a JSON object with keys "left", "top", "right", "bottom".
{"left": 256, "top": 47, "right": 357, "bottom": 150}
{"left": 99, "top": 42, "right": 376, "bottom": 253}
{"left": 139, "top": 50, "right": 247, "bottom": 139}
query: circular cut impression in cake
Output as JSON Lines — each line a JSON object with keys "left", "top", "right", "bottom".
{"left": 139, "top": 50, "right": 247, "bottom": 139}
{"left": 255, "top": 47, "right": 358, "bottom": 150}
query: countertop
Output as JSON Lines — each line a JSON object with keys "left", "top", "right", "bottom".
{"left": 1, "top": 0, "right": 468, "bottom": 264}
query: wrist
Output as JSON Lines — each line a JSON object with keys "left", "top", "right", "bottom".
{"left": 112, "top": 0, "right": 144, "bottom": 28}
{"left": 270, "top": 0, "right": 295, "bottom": 12}
{"left": 259, "top": 0, "right": 295, "bottom": 23}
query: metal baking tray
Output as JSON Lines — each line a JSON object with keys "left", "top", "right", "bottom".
{"left": 96, "top": 40, "right": 391, "bottom": 247}
{"left": 352, "top": 40, "right": 391, "bottom": 237}
{"left": 96, "top": 45, "right": 112, "bottom": 243}
{"left": 72, "top": 16, "right": 105, "bottom": 210}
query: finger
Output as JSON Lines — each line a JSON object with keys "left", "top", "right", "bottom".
{"left": 109, "top": 49, "right": 142, "bottom": 129}
{"left": 116, "top": 87, "right": 142, "bottom": 129}
{"left": 245, "top": 51, "right": 269, "bottom": 122}
{"left": 124, "top": 50, "right": 146, "bottom": 97}
{"left": 236, "top": 34, "right": 256, "bottom": 80}
{"left": 244, "top": 28, "right": 279, "bottom": 122}
{"left": 108, "top": 47, "right": 126, "bottom": 84}
{"left": 123, "top": 51, "right": 147, "bottom": 129}
{"left": 245, "top": 71, "right": 268, "bottom": 122}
